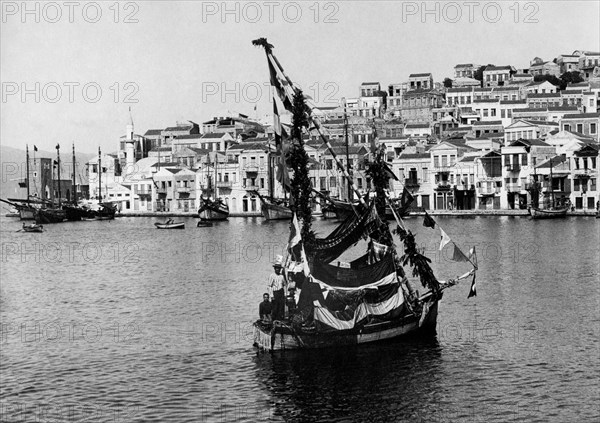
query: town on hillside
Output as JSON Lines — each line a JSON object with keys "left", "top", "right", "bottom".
{"left": 22, "top": 50, "right": 600, "bottom": 215}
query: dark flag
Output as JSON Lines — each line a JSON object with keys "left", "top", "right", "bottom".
{"left": 400, "top": 186, "right": 414, "bottom": 208}
{"left": 382, "top": 161, "right": 398, "bottom": 181}
{"left": 33, "top": 145, "right": 38, "bottom": 152}
{"left": 468, "top": 272, "right": 477, "bottom": 298}
{"left": 267, "top": 54, "right": 294, "bottom": 112}
{"left": 452, "top": 244, "right": 471, "bottom": 262}
{"left": 423, "top": 212, "right": 436, "bottom": 229}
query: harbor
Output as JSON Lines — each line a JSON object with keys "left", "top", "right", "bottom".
{"left": 1, "top": 214, "right": 598, "bottom": 421}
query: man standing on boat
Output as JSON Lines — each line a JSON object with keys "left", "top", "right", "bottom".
{"left": 268, "top": 255, "right": 287, "bottom": 321}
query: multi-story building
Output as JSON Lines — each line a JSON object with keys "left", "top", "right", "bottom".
{"left": 401, "top": 89, "right": 444, "bottom": 124}
{"left": 525, "top": 80, "right": 559, "bottom": 94}
{"left": 556, "top": 54, "right": 580, "bottom": 73}
{"left": 387, "top": 83, "right": 406, "bottom": 117}
{"left": 429, "top": 140, "right": 477, "bottom": 209}
{"left": 454, "top": 64, "right": 480, "bottom": 79}
{"left": 527, "top": 93, "right": 562, "bottom": 109}
{"left": 358, "top": 82, "right": 386, "bottom": 118}
{"left": 482, "top": 65, "right": 515, "bottom": 87}
{"left": 499, "top": 139, "right": 556, "bottom": 209}
{"left": 161, "top": 121, "right": 200, "bottom": 144}
{"left": 504, "top": 119, "right": 559, "bottom": 144}
{"left": 474, "top": 151, "right": 503, "bottom": 209}
{"left": 529, "top": 57, "right": 560, "bottom": 77}
{"left": 408, "top": 73, "right": 434, "bottom": 90}
{"left": 569, "top": 143, "right": 599, "bottom": 210}
{"left": 392, "top": 149, "right": 432, "bottom": 209}
{"left": 560, "top": 113, "right": 600, "bottom": 140}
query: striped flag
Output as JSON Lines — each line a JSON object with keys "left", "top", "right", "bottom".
{"left": 267, "top": 54, "right": 294, "bottom": 112}
{"left": 288, "top": 213, "right": 309, "bottom": 276}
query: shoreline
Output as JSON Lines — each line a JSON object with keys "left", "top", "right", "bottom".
{"left": 108, "top": 210, "right": 598, "bottom": 218}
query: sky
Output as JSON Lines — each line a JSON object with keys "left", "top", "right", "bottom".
{"left": 1, "top": 0, "right": 599, "bottom": 154}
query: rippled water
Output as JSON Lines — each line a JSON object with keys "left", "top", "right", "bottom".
{"left": 1, "top": 215, "right": 598, "bottom": 422}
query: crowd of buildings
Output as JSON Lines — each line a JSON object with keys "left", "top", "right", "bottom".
{"left": 31, "top": 49, "right": 600, "bottom": 215}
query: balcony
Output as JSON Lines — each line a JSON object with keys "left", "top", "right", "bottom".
{"left": 504, "top": 164, "right": 521, "bottom": 172}
{"left": 244, "top": 184, "right": 259, "bottom": 191}
{"left": 216, "top": 181, "right": 233, "bottom": 188}
{"left": 478, "top": 186, "right": 501, "bottom": 195}
{"left": 404, "top": 178, "right": 420, "bottom": 188}
{"left": 156, "top": 187, "right": 167, "bottom": 194}
{"left": 177, "top": 186, "right": 192, "bottom": 193}
{"left": 572, "top": 168, "right": 594, "bottom": 177}
{"left": 505, "top": 183, "right": 524, "bottom": 193}
{"left": 435, "top": 181, "right": 451, "bottom": 191}
{"left": 244, "top": 164, "right": 259, "bottom": 173}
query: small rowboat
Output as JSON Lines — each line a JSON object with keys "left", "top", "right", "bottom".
{"left": 197, "top": 220, "right": 213, "bottom": 227}
{"left": 21, "top": 223, "right": 44, "bottom": 233}
{"left": 155, "top": 220, "right": 185, "bottom": 229}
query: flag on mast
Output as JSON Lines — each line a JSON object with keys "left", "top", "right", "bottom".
{"left": 468, "top": 272, "right": 477, "bottom": 298}
{"left": 423, "top": 212, "right": 436, "bottom": 229}
{"left": 439, "top": 228, "right": 451, "bottom": 251}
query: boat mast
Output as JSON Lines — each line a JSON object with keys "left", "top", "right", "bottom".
{"left": 26, "top": 144, "right": 30, "bottom": 201}
{"left": 56, "top": 144, "right": 62, "bottom": 207}
{"left": 72, "top": 143, "right": 77, "bottom": 205}
{"left": 343, "top": 97, "right": 352, "bottom": 202}
{"left": 98, "top": 147, "right": 102, "bottom": 203}
{"left": 550, "top": 159, "right": 555, "bottom": 207}
{"left": 214, "top": 151, "right": 218, "bottom": 199}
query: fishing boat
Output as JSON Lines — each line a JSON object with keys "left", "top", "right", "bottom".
{"left": 254, "top": 190, "right": 292, "bottom": 220}
{"left": 93, "top": 147, "right": 118, "bottom": 220}
{"left": 35, "top": 144, "right": 67, "bottom": 224}
{"left": 529, "top": 157, "right": 569, "bottom": 219}
{"left": 251, "top": 39, "right": 477, "bottom": 351}
{"left": 155, "top": 219, "right": 185, "bottom": 229}
{"left": 21, "top": 222, "right": 44, "bottom": 233}
{"left": 198, "top": 152, "right": 229, "bottom": 221}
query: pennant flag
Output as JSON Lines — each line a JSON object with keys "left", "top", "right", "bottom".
{"left": 469, "top": 246, "right": 478, "bottom": 270}
{"left": 382, "top": 161, "right": 398, "bottom": 181}
{"left": 273, "top": 97, "right": 283, "bottom": 153}
{"left": 288, "top": 213, "right": 309, "bottom": 275}
{"left": 451, "top": 243, "right": 470, "bottom": 262}
{"left": 468, "top": 272, "right": 477, "bottom": 298}
{"left": 267, "top": 54, "right": 294, "bottom": 112}
{"left": 400, "top": 187, "right": 414, "bottom": 209}
{"left": 439, "top": 228, "right": 451, "bottom": 251}
{"left": 33, "top": 145, "right": 38, "bottom": 152}
{"left": 423, "top": 212, "right": 436, "bottom": 229}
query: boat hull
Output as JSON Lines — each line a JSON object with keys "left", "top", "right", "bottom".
{"left": 154, "top": 222, "right": 185, "bottom": 229}
{"left": 19, "top": 208, "right": 36, "bottom": 220}
{"left": 35, "top": 209, "right": 66, "bottom": 224}
{"left": 261, "top": 202, "right": 293, "bottom": 220}
{"left": 22, "top": 224, "right": 43, "bottom": 233}
{"left": 529, "top": 207, "right": 569, "bottom": 219}
{"left": 254, "top": 301, "right": 438, "bottom": 351}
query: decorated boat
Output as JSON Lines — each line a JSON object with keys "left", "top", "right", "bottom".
{"left": 251, "top": 39, "right": 478, "bottom": 351}
{"left": 155, "top": 219, "right": 185, "bottom": 229}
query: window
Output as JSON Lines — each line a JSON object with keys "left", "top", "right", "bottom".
{"left": 501, "top": 110, "right": 506, "bottom": 118}
{"left": 574, "top": 179, "right": 580, "bottom": 191}
{"left": 422, "top": 168, "right": 429, "bottom": 182}
{"left": 357, "top": 178, "right": 363, "bottom": 189}
{"left": 320, "top": 177, "right": 326, "bottom": 190}
{"left": 491, "top": 109, "right": 496, "bottom": 117}
{"left": 577, "top": 124, "right": 583, "bottom": 133}
{"left": 591, "top": 123, "right": 597, "bottom": 134}
{"left": 441, "top": 156, "right": 448, "bottom": 167}
{"left": 330, "top": 177, "right": 336, "bottom": 187}
{"left": 564, "top": 124, "right": 571, "bottom": 132}
{"left": 591, "top": 178, "right": 597, "bottom": 191}
{"left": 483, "top": 109, "right": 489, "bottom": 117}
{"left": 260, "top": 178, "right": 264, "bottom": 189}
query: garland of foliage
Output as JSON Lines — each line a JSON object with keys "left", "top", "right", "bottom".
{"left": 288, "top": 90, "right": 314, "bottom": 242}
{"left": 364, "top": 144, "right": 394, "bottom": 246}
{"left": 395, "top": 226, "right": 439, "bottom": 293}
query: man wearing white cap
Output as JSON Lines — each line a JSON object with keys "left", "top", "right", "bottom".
{"left": 268, "top": 255, "right": 287, "bottom": 321}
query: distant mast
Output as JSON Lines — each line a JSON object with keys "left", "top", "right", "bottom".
{"left": 26, "top": 144, "right": 30, "bottom": 201}
{"left": 72, "top": 143, "right": 77, "bottom": 205}
{"left": 343, "top": 97, "right": 352, "bottom": 202}
{"left": 56, "top": 144, "right": 62, "bottom": 207}
{"left": 98, "top": 147, "right": 102, "bottom": 203}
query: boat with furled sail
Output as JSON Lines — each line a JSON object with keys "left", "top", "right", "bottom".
{"left": 35, "top": 143, "right": 66, "bottom": 224}
{"left": 198, "top": 152, "right": 229, "bottom": 221}
{"left": 529, "top": 156, "right": 569, "bottom": 219}
{"left": 251, "top": 39, "right": 478, "bottom": 351}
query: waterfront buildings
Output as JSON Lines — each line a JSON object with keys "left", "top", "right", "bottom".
{"left": 80, "top": 48, "right": 599, "bottom": 215}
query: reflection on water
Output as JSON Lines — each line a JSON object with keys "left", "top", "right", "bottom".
{"left": 0, "top": 215, "right": 598, "bottom": 422}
